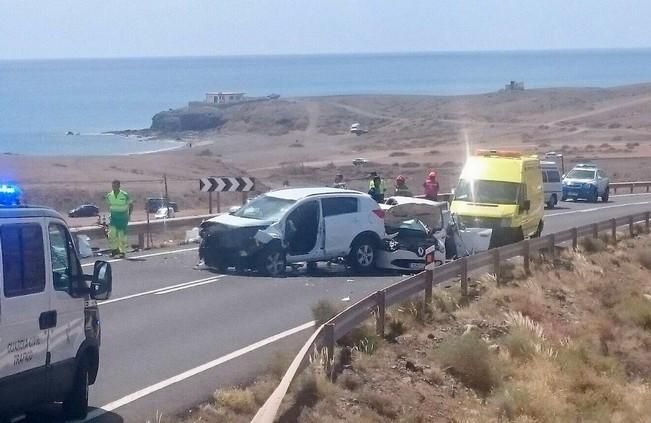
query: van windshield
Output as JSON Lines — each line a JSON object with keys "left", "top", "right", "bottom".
{"left": 234, "top": 195, "right": 296, "bottom": 221}
{"left": 454, "top": 179, "right": 521, "bottom": 205}
{"left": 566, "top": 169, "right": 596, "bottom": 180}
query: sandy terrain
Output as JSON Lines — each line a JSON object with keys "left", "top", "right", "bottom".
{"left": 7, "top": 83, "right": 651, "bottom": 217}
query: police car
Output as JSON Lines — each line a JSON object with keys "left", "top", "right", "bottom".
{"left": 0, "top": 184, "right": 113, "bottom": 420}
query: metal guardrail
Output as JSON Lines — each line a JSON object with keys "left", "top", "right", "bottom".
{"left": 251, "top": 210, "right": 651, "bottom": 422}
{"left": 70, "top": 214, "right": 218, "bottom": 238}
{"left": 611, "top": 181, "right": 651, "bottom": 194}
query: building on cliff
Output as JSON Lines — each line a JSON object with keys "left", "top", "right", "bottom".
{"left": 205, "top": 92, "right": 245, "bottom": 105}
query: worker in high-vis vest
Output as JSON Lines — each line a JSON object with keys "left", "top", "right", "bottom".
{"left": 105, "top": 180, "right": 132, "bottom": 258}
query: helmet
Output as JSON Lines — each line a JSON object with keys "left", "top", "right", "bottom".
{"left": 396, "top": 175, "right": 406, "bottom": 184}
{"left": 428, "top": 171, "right": 437, "bottom": 179}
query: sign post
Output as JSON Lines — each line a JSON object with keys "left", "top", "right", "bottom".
{"left": 200, "top": 177, "right": 255, "bottom": 214}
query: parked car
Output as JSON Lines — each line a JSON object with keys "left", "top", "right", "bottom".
{"left": 68, "top": 204, "right": 99, "bottom": 218}
{"left": 541, "top": 161, "right": 562, "bottom": 209}
{"left": 145, "top": 197, "right": 178, "bottom": 214}
{"left": 562, "top": 164, "right": 610, "bottom": 202}
{"left": 199, "top": 188, "right": 386, "bottom": 276}
{"left": 154, "top": 206, "right": 175, "bottom": 219}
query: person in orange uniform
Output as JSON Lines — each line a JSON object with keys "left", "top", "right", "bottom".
{"left": 423, "top": 171, "right": 440, "bottom": 201}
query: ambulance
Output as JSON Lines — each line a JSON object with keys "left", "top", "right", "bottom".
{"left": 0, "top": 184, "right": 113, "bottom": 420}
{"left": 450, "top": 150, "right": 545, "bottom": 248}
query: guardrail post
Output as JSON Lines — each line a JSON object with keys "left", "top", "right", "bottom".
{"left": 493, "top": 249, "right": 501, "bottom": 286}
{"left": 630, "top": 184, "right": 634, "bottom": 194}
{"left": 425, "top": 268, "right": 433, "bottom": 305}
{"left": 324, "top": 323, "right": 335, "bottom": 377}
{"left": 375, "top": 290, "right": 385, "bottom": 338}
{"left": 460, "top": 257, "right": 469, "bottom": 297}
{"left": 614, "top": 186, "right": 618, "bottom": 194}
{"left": 647, "top": 185, "right": 650, "bottom": 193}
{"left": 138, "top": 232, "right": 145, "bottom": 250}
{"left": 646, "top": 212, "right": 650, "bottom": 232}
{"left": 611, "top": 218, "right": 617, "bottom": 243}
{"left": 548, "top": 234, "right": 556, "bottom": 258}
{"left": 571, "top": 227, "right": 578, "bottom": 250}
{"left": 629, "top": 215, "right": 635, "bottom": 237}
{"left": 592, "top": 223, "right": 598, "bottom": 239}
{"left": 522, "top": 240, "right": 530, "bottom": 275}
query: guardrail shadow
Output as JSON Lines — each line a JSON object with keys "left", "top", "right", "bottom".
{"left": 20, "top": 406, "right": 123, "bottom": 423}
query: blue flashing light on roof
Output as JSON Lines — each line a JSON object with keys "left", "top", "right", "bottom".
{"left": 0, "top": 183, "right": 22, "bottom": 206}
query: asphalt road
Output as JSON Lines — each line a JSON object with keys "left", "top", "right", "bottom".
{"left": 26, "top": 193, "right": 651, "bottom": 422}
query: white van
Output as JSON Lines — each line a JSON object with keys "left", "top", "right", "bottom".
{"left": 541, "top": 161, "right": 562, "bottom": 209}
{"left": 0, "top": 204, "right": 112, "bottom": 420}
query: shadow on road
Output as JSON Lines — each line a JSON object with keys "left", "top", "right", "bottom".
{"left": 19, "top": 406, "right": 123, "bottom": 423}
{"left": 200, "top": 262, "right": 411, "bottom": 279}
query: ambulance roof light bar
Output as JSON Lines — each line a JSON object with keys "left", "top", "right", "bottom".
{"left": 476, "top": 149, "right": 523, "bottom": 158}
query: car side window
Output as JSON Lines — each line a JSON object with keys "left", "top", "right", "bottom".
{"left": 48, "top": 224, "right": 81, "bottom": 292}
{"left": 1, "top": 224, "right": 46, "bottom": 297}
{"left": 542, "top": 171, "right": 548, "bottom": 183}
{"left": 322, "top": 197, "right": 358, "bottom": 217}
{"left": 548, "top": 171, "right": 561, "bottom": 183}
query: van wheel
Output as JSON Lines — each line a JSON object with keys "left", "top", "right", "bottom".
{"left": 547, "top": 194, "right": 557, "bottom": 209}
{"left": 63, "top": 357, "right": 89, "bottom": 420}
{"left": 257, "top": 244, "right": 286, "bottom": 277}
{"left": 602, "top": 187, "right": 609, "bottom": 202}
{"left": 349, "top": 237, "right": 377, "bottom": 273}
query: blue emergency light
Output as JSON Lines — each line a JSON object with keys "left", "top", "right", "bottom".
{"left": 0, "top": 183, "right": 22, "bottom": 206}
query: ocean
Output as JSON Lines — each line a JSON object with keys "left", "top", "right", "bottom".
{"left": 1, "top": 49, "right": 651, "bottom": 156}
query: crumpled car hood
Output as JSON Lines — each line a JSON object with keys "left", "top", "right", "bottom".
{"left": 383, "top": 202, "right": 443, "bottom": 233}
{"left": 207, "top": 213, "right": 276, "bottom": 228}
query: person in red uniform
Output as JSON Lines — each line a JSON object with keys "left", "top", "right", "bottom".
{"left": 423, "top": 171, "right": 440, "bottom": 201}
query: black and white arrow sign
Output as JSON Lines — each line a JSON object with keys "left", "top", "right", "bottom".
{"left": 199, "top": 177, "right": 255, "bottom": 192}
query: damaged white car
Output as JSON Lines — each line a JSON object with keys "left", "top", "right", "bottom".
{"left": 199, "top": 188, "right": 387, "bottom": 276}
{"left": 376, "top": 196, "right": 491, "bottom": 272}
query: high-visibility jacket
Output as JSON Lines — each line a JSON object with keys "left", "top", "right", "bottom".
{"left": 106, "top": 190, "right": 130, "bottom": 230}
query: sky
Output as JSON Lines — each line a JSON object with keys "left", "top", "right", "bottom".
{"left": 1, "top": 0, "right": 651, "bottom": 60}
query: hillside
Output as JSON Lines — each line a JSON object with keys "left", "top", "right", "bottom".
{"left": 182, "top": 231, "right": 651, "bottom": 423}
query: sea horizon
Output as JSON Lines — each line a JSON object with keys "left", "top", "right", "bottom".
{"left": 2, "top": 48, "right": 651, "bottom": 155}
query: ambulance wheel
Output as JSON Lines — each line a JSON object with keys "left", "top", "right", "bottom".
{"left": 63, "top": 356, "right": 89, "bottom": 420}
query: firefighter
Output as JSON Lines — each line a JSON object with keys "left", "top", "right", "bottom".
{"left": 105, "top": 180, "right": 133, "bottom": 258}
{"left": 394, "top": 175, "right": 413, "bottom": 197}
{"left": 423, "top": 171, "right": 440, "bottom": 201}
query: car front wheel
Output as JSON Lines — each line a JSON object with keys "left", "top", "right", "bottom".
{"left": 349, "top": 238, "right": 377, "bottom": 273}
{"left": 257, "top": 245, "right": 286, "bottom": 277}
{"left": 602, "top": 187, "right": 609, "bottom": 202}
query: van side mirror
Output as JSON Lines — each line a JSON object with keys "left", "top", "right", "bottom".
{"left": 521, "top": 200, "right": 531, "bottom": 212}
{"left": 91, "top": 261, "right": 112, "bottom": 300}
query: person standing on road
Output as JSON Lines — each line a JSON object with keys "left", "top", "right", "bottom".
{"left": 105, "top": 180, "right": 132, "bottom": 258}
{"left": 423, "top": 171, "right": 440, "bottom": 201}
{"left": 394, "top": 175, "right": 413, "bottom": 197}
{"left": 368, "top": 175, "right": 386, "bottom": 203}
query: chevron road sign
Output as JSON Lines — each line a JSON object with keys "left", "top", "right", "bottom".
{"left": 199, "top": 177, "right": 255, "bottom": 193}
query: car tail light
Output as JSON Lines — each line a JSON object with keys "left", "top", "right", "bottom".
{"left": 372, "top": 209, "right": 385, "bottom": 219}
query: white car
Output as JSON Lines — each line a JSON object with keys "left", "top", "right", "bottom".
{"left": 154, "top": 206, "right": 175, "bottom": 219}
{"left": 541, "top": 161, "right": 562, "bottom": 209}
{"left": 199, "top": 188, "right": 386, "bottom": 276}
{"left": 376, "top": 196, "right": 492, "bottom": 272}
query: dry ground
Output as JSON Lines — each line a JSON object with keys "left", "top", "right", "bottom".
{"left": 9, "top": 83, "right": 651, "bottom": 216}
{"left": 170, "top": 229, "right": 651, "bottom": 423}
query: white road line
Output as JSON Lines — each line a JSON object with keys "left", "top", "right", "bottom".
{"left": 154, "top": 278, "right": 222, "bottom": 295}
{"left": 99, "top": 276, "right": 222, "bottom": 305}
{"left": 547, "top": 201, "right": 651, "bottom": 217}
{"left": 83, "top": 320, "right": 316, "bottom": 422}
{"left": 81, "top": 247, "right": 199, "bottom": 268}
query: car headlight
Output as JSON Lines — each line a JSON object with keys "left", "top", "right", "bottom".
{"left": 384, "top": 239, "right": 400, "bottom": 252}
{"left": 583, "top": 183, "right": 593, "bottom": 189}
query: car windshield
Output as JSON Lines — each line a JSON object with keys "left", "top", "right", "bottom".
{"left": 454, "top": 179, "right": 521, "bottom": 205}
{"left": 234, "top": 195, "right": 296, "bottom": 221}
{"left": 566, "top": 169, "right": 596, "bottom": 179}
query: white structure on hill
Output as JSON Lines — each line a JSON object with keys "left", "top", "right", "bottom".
{"left": 205, "top": 92, "right": 245, "bottom": 104}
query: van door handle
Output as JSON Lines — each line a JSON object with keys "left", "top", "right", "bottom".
{"left": 39, "top": 310, "right": 57, "bottom": 330}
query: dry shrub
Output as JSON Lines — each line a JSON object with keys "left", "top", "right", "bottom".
{"left": 389, "top": 151, "right": 410, "bottom": 157}
{"left": 387, "top": 318, "right": 407, "bottom": 340}
{"left": 359, "top": 391, "right": 399, "bottom": 419}
{"left": 499, "top": 261, "right": 527, "bottom": 282}
{"left": 507, "top": 281, "right": 547, "bottom": 322}
{"left": 338, "top": 325, "right": 381, "bottom": 354}
{"left": 432, "top": 290, "right": 458, "bottom": 314}
{"left": 615, "top": 294, "right": 651, "bottom": 330}
{"left": 437, "top": 333, "right": 499, "bottom": 396}
{"left": 398, "top": 300, "right": 432, "bottom": 324}
{"left": 312, "top": 299, "right": 339, "bottom": 326}
{"left": 267, "top": 352, "right": 292, "bottom": 379}
{"left": 502, "top": 327, "right": 538, "bottom": 361}
{"left": 580, "top": 236, "right": 607, "bottom": 253}
{"left": 250, "top": 376, "right": 279, "bottom": 405}
{"left": 213, "top": 388, "right": 256, "bottom": 414}
{"left": 338, "top": 371, "right": 362, "bottom": 391}
{"left": 636, "top": 249, "right": 651, "bottom": 270}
